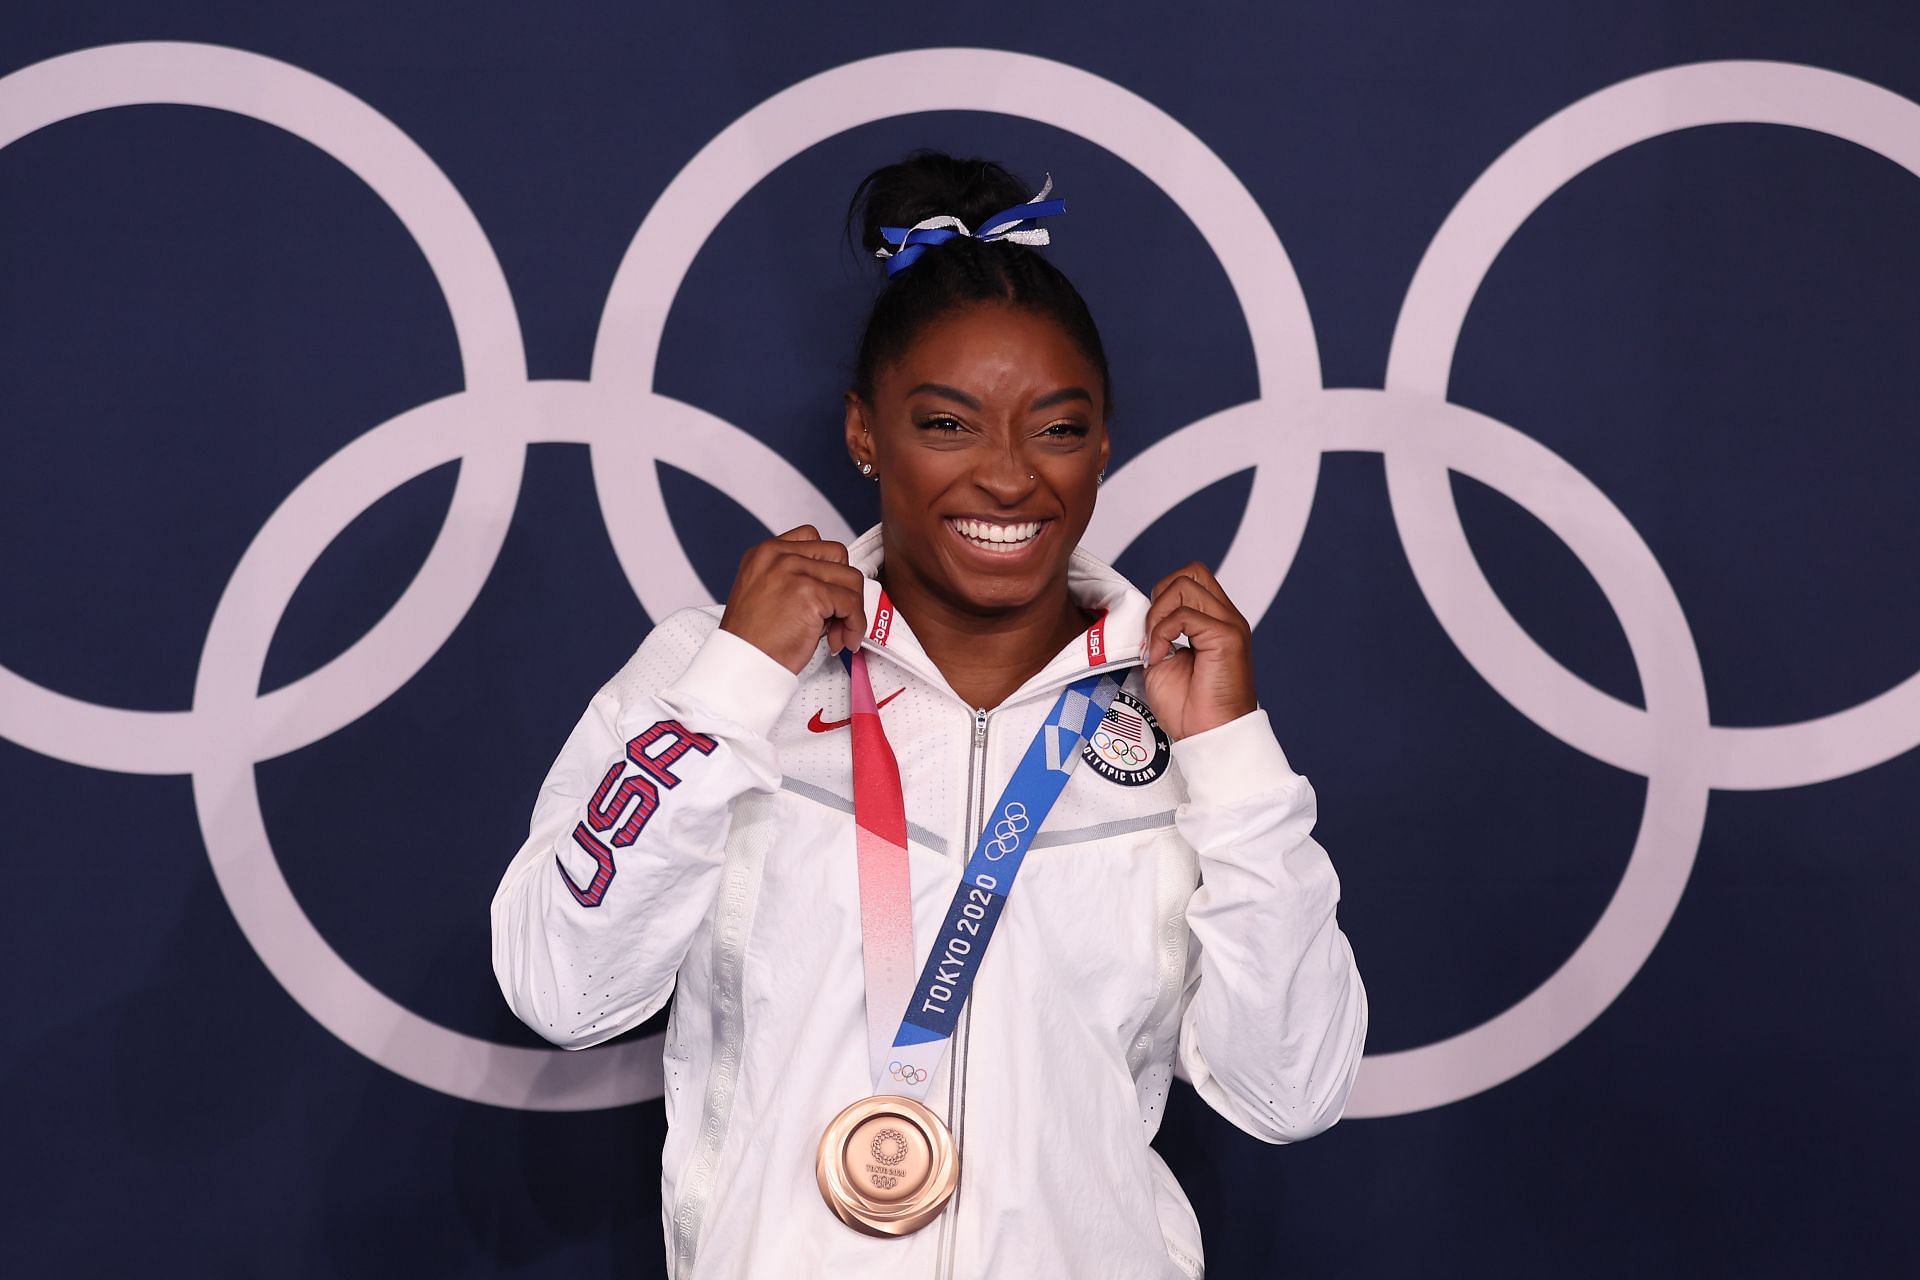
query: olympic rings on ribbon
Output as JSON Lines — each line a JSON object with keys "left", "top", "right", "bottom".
{"left": 889, "top": 1061, "right": 930, "bottom": 1086}
{"left": 5, "top": 45, "right": 1920, "bottom": 1121}
{"left": 982, "top": 802, "right": 1032, "bottom": 860}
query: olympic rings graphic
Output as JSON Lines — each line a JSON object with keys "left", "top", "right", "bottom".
{"left": 1092, "top": 730, "right": 1152, "bottom": 767}
{"left": 5, "top": 43, "right": 1919, "bottom": 1117}
{"left": 983, "top": 802, "right": 1032, "bottom": 859}
{"left": 889, "top": 1062, "right": 930, "bottom": 1086}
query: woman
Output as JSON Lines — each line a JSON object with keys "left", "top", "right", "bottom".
{"left": 492, "top": 152, "right": 1367, "bottom": 1279}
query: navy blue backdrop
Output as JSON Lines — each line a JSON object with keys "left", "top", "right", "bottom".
{"left": 3, "top": 2, "right": 1917, "bottom": 1275}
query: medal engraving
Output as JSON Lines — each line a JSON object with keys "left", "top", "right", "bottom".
{"left": 846, "top": 1118, "right": 931, "bottom": 1201}
{"left": 817, "top": 1095, "right": 957, "bottom": 1236}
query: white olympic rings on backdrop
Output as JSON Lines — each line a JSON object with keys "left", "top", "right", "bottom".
{"left": 2, "top": 44, "right": 1917, "bottom": 1115}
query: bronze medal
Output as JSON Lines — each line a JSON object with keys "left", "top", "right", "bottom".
{"left": 816, "top": 1094, "right": 959, "bottom": 1236}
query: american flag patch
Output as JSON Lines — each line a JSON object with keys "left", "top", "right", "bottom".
{"left": 1106, "top": 706, "right": 1146, "bottom": 744}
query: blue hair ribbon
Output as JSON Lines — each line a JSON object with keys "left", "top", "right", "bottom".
{"left": 875, "top": 176, "right": 1065, "bottom": 278}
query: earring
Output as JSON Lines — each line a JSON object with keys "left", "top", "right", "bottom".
{"left": 1097, "top": 470, "right": 1106, "bottom": 486}
{"left": 858, "top": 461, "right": 874, "bottom": 477}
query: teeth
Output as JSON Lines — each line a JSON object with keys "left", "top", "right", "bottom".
{"left": 951, "top": 518, "right": 1043, "bottom": 548}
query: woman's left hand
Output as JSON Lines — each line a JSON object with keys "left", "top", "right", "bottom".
{"left": 1140, "top": 562, "right": 1259, "bottom": 741}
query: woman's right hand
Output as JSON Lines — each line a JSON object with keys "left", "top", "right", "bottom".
{"left": 718, "top": 525, "right": 869, "bottom": 673}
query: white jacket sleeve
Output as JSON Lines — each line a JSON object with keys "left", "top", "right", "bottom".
{"left": 490, "top": 610, "right": 799, "bottom": 1048}
{"left": 1170, "top": 708, "right": 1368, "bottom": 1142}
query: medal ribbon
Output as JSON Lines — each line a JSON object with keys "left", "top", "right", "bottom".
{"left": 847, "top": 649, "right": 917, "bottom": 1083}
{"left": 848, "top": 650, "right": 1121, "bottom": 1101}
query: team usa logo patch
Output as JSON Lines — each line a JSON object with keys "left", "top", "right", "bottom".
{"left": 1081, "top": 691, "right": 1171, "bottom": 787}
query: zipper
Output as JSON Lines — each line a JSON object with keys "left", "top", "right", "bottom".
{"left": 938, "top": 704, "right": 990, "bottom": 1280}
{"left": 858, "top": 633, "right": 1144, "bottom": 727}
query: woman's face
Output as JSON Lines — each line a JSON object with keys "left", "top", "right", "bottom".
{"left": 845, "top": 302, "right": 1110, "bottom": 617}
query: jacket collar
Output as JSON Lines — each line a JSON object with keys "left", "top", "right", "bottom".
{"left": 844, "top": 522, "right": 1147, "bottom": 709}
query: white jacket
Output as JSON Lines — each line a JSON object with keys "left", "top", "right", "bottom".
{"left": 491, "top": 526, "right": 1367, "bottom": 1279}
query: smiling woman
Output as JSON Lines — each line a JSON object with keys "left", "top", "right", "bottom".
{"left": 491, "top": 150, "right": 1368, "bottom": 1279}
{"left": 845, "top": 303, "right": 1109, "bottom": 708}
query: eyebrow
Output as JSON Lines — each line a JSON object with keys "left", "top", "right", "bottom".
{"left": 905, "top": 382, "right": 1093, "bottom": 411}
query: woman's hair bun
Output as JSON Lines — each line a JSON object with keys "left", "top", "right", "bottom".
{"left": 842, "top": 147, "right": 1110, "bottom": 409}
{"left": 848, "top": 151, "right": 1034, "bottom": 258}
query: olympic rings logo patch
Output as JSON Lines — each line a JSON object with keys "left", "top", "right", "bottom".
{"left": 7, "top": 43, "right": 1919, "bottom": 1122}
{"left": 888, "top": 1061, "right": 929, "bottom": 1086}
{"left": 1083, "top": 692, "right": 1172, "bottom": 788}
{"left": 1092, "top": 729, "right": 1153, "bottom": 766}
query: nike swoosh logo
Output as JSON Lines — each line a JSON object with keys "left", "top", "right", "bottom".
{"left": 807, "top": 687, "right": 905, "bottom": 733}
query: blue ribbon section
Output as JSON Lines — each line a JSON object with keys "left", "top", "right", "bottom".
{"left": 892, "top": 671, "right": 1120, "bottom": 1047}
{"left": 879, "top": 196, "right": 1068, "bottom": 277}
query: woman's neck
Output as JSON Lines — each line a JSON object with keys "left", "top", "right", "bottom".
{"left": 877, "top": 563, "right": 1093, "bottom": 711}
